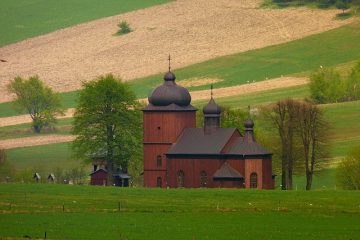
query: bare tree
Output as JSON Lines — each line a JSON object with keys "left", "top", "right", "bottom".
{"left": 265, "top": 99, "right": 301, "bottom": 190}
{"left": 297, "top": 101, "right": 328, "bottom": 190}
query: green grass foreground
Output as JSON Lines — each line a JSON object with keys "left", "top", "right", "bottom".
{"left": 0, "top": 184, "right": 359, "bottom": 239}
{"left": 0, "top": 0, "right": 173, "bottom": 47}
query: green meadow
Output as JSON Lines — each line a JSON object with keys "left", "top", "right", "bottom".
{"left": 0, "top": 0, "right": 173, "bottom": 47}
{"left": 0, "top": 184, "right": 359, "bottom": 239}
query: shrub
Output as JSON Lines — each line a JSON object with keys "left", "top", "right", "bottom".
{"left": 117, "top": 21, "right": 132, "bottom": 35}
{"left": 336, "top": 146, "right": 360, "bottom": 189}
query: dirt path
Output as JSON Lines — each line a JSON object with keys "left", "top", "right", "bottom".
{"left": 0, "top": 0, "right": 352, "bottom": 102}
{"left": 0, "top": 76, "right": 308, "bottom": 128}
{"left": 0, "top": 135, "right": 75, "bottom": 149}
{"left": 0, "top": 108, "right": 75, "bottom": 127}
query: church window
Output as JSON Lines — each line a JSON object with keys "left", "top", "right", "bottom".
{"left": 157, "top": 177, "right": 162, "bottom": 188}
{"left": 200, "top": 171, "right": 207, "bottom": 187}
{"left": 177, "top": 170, "right": 185, "bottom": 188}
{"left": 156, "top": 155, "right": 162, "bottom": 167}
{"left": 250, "top": 172, "right": 258, "bottom": 188}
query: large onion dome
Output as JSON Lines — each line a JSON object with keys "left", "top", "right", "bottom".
{"left": 148, "top": 71, "right": 191, "bottom": 107}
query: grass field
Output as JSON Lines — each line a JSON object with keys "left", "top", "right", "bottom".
{"left": 0, "top": 0, "right": 173, "bottom": 47}
{"left": 0, "top": 184, "right": 359, "bottom": 239}
{"left": 0, "top": 118, "right": 73, "bottom": 140}
{"left": 5, "top": 142, "right": 82, "bottom": 174}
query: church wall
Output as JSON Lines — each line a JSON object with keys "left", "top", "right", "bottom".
{"left": 245, "top": 159, "right": 263, "bottom": 189}
{"left": 143, "top": 111, "right": 196, "bottom": 188}
{"left": 261, "top": 158, "right": 274, "bottom": 189}
{"left": 167, "top": 158, "right": 245, "bottom": 188}
{"left": 143, "top": 111, "right": 196, "bottom": 143}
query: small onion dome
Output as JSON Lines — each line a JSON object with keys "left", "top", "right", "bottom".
{"left": 203, "top": 98, "right": 221, "bottom": 115}
{"left": 244, "top": 118, "right": 254, "bottom": 129}
{"left": 148, "top": 71, "right": 191, "bottom": 107}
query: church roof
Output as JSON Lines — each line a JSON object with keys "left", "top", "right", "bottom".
{"left": 213, "top": 162, "right": 244, "bottom": 180}
{"left": 146, "top": 70, "right": 196, "bottom": 111}
{"left": 167, "top": 128, "right": 237, "bottom": 155}
{"left": 227, "top": 138, "right": 271, "bottom": 156}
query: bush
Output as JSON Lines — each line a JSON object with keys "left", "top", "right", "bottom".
{"left": 309, "top": 61, "right": 360, "bottom": 104}
{"left": 117, "top": 21, "right": 132, "bottom": 35}
{"left": 336, "top": 146, "right": 360, "bottom": 189}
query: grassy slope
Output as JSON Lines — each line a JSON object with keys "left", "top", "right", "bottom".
{"left": 0, "top": 184, "right": 359, "bottom": 239}
{"left": 0, "top": 0, "right": 173, "bottom": 47}
{"left": 5, "top": 142, "right": 82, "bottom": 174}
{"left": 1, "top": 24, "right": 360, "bottom": 118}
{"left": 130, "top": 24, "right": 360, "bottom": 98}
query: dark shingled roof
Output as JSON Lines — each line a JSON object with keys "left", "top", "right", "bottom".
{"left": 227, "top": 138, "right": 270, "bottom": 156}
{"left": 167, "top": 128, "right": 237, "bottom": 155}
{"left": 213, "top": 162, "right": 244, "bottom": 180}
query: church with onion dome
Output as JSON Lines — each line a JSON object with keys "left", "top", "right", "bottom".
{"left": 142, "top": 60, "right": 275, "bottom": 189}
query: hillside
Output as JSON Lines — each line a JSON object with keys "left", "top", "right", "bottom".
{"left": 0, "top": 0, "right": 353, "bottom": 103}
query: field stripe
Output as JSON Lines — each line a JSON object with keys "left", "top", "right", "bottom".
{"left": 0, "top": 135, "right": 75, "bottom": 149}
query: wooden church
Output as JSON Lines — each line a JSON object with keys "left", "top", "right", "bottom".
{"left": 143, "top": 66, "right": 275, "bottom": 189}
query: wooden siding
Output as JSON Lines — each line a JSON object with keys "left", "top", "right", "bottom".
{"left": 90, "top": 171, "right": 107, "bottom": 186}
{"left": 245, "top": 159, "right": 263, "bottom": 189}
{"left": 143, "top": 111, "right": 196, "bottom": 187}
{"left": 167, "top": 158, "right": 245, "bottom": 188}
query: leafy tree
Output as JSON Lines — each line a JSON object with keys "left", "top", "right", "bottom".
{"left": 0, "top": 149, "right": 15, "bottom": 182}
{"left": 336, "top": 0, "right": 350, "bottom": 13}
{"left": 297, "top": 101, "right": 328, "bottom": 190}
{"left": 72, "top": 74, "right": 142, "bottom": 185}
{"left": 309, "top": 68, "right": 344, "bottom": 104}
{"left": 337, "top": 146, "right": 360, "bottom": 189}
{"left": 7, "top": 76, "right": 64, "bottom": 133}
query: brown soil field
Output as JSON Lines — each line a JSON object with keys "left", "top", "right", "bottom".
{"left": 0, "top": 135, "right": 75, "bottom": 149}
{"left": 0, "top": 0, "right": 352, "bottom": 103}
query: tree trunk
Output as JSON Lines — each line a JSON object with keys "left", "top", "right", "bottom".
{"left": 281, "top": 170, "right": 287, "bottom": 190}
{"left": 33, "top": 124, "right": 41, "bottom": 133}
{"left": 306, "top": 171, "right": 313, "bottom": 190}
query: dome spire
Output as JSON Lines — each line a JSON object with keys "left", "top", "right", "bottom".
{"left": 168, "top": 54, "right": 171, "bottom": 72}
{"left": 244, "top": 105, "right": 255, "bottom": 142}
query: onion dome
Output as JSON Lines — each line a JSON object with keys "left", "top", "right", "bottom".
{"left": 203, "top": 98, "right": 221, "bottom": 115}
{"left": 244, "top": 118, "right": 254, "bottom": 129}
{"left": 148, "top": 71, "right": 191, "bottom": 107}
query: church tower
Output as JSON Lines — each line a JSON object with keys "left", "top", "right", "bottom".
{"left": 142, "top": 58, "right": 197, "bottom": 188}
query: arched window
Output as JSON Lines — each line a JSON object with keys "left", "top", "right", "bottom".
{"left": 177, "top": 170, "right": 185, "bottom": 188}
{"left": 200, "top": 171, "right": 207, "bottom": 187}
{"left": 157, "top": 177, "right": 162, "bottom": 188}
{"left": 156, "top": 155, "right": 162, "bottom": 167}
{"left": 250, "top": 172, "right": 258, "bottom": 188}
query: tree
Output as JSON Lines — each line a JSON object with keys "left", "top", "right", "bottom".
{"left": 264, "top": 99, "right": 301, "bottom": 190}
{"left": 337, "top": 146, "right": 360, "bottom": 189}
{"left": 7, "top": 76, "right": 64, "bottom": 133}
{"left": 345, "top": 60, "right": 360, "bottom": 101}
{"left": 336, "top": 0, "right": 350, "bottom": 13}
{"left": 309, "top": 68, "right": 344, "bottom": 104}
{"left": 72, "top": 74, "right": 142, "bottom": 185}
{"left": 297, "top": 101, "right": 328, "bottom": 190}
